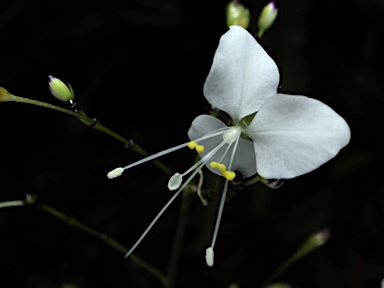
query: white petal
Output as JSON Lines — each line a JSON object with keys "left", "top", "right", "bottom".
{"left": 188, "top": 115, "right": 256, "bottom": 178}
{"left": 246, "top": 94, "right": 351, "bottom": 179}
{"left": 204, "top": 26, "right": 279, "bottom": 122}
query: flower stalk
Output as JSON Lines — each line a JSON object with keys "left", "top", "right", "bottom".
{"left": 0, "top": 88, "right": 172, "bottom": 176}
{"left": 0, "top": 196, "right": 168, "bottom": 287}
{"left": 263, "top": 228, "right": 330, "bottom": 285}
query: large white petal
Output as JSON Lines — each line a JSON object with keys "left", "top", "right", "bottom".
{"left": 188, "top": 115, "right": 256, "bottom": 178}
{"left": 203, "top": 26, "right": 280, "bottom": 122}
{"left": 246, "top": 94, "right": 351, "bottom": 179}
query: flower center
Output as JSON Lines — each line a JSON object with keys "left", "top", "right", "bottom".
{"left": 222, "top": 126, "right": 241, "bottom": 144}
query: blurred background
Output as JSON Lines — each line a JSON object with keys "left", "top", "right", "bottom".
{"left": 1, "top": 0, "right": 383, "bottom": 287}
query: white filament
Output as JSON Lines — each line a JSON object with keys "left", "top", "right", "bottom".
{"left": 210, "top": 133, "right": 241, "bottom": 249}
{"left": 124, "top": 141, "right": 226, "bottom": 259}
{"left": 122, "top": 129, "right": 230, "bottom": 171}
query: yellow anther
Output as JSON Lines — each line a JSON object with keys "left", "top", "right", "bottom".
{"left": 210, "top": 161, "right": 219, "bottom": 169}
{"left": 188, "top": 141, "right": 197, "bottom": 150}
{"left": 218, "top": 163, "right": 227, "bottom": 173}
{"left": 196, "top": 145, "right": 205, "bottom": 153}
{"left": 223, "top": 171, "right": 236, "bottom": 181}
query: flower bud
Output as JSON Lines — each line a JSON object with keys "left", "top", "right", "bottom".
{"left": 226, "top": 1, "right": 251, "bottom": 29}
{"left": 48, "top": 76, "right": 75, "bottom": 102}
{"left": 295, "top": 228, "right": 330, "bottom": 259}
{"left": 0, "top": 87, "right": 11, "bottom": 102}
{"left": 257, "top": 1, "right": 278, "bottom": 38}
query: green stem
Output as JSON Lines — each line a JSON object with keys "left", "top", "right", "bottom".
{"left": 6, "top": 94, "right": 93, "bottom": 124}
{"left": 93, "top": 121, "right": 172, "bottom": 175}
{"left": 0, "top": 199, "right": 167, "bottom": 287}
{"left": 262, "top": 254, "right": 298, "bottom": 285}
{"left": 37, "top": 203, "right": 168, "bottom": 287}
{"left": 244, "top": 175, "right": 260, "bottom": 186}
{"left": 4, "top": 93, "right": 172, "bottom": 176}
{"left": 262, "top": 229, "right": 330, "bottom": 286}
{"left": 0, "top": 200, "right": 24, "bottom": 208}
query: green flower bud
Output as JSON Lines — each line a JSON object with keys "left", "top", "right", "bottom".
{"left": 295, "top": 228, "right": 330, "bottom": 259}
{"left": 0, "top": 87, "right": 11, "bottom": 102}
{"left": 226, "top": 1, "right": 251, "bottom": 29}
{"left": 257, "top": 1, "right": 278, "bottom": 38}
{"left": 48, "top": 76, "right": 75, "bottom": 102}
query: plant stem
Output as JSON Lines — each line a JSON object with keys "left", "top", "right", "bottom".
{"left": 93, "top": 121, "right": 172, "bottom": 175}
{"left": 0, "top": 199, "right": 167, "bottom": 287}
{"left": 4, "top": 93, "right": 172, "bottom": 176}
{"left": 6, "top": 94, "right": 93, "bottom": 123}
{"left": 166, "top": 189, "right": 193, "bottom": 288}
{"left": 0, "top": 200, "right": 24, "bottom": 208}
{"left": 244, "top": 175, "right": 260, "bottom": 186}
{"left": 39, "top": 202, "right": 170, "bottom": 287}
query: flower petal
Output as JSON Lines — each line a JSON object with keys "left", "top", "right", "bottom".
{"left": 188, "top": 115, "right": 256, "bottom": 178}
{"left": 246, "top": 94, "right": 351, "bottom": 179}
{"left": 204, "top": 26, "right": 280, "bottom": 122}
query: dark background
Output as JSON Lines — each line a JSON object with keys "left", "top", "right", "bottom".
{"left": 1, "top": 0, "right": 383, "bottom": 287}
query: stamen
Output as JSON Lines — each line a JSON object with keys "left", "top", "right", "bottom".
{"left": 196, "top": 145, "right": 205, "bottom": 153}
{"left": 218, "top": 163, "right": 226, "bottom": 173}
{"left": 180, "top": 142, "right": 226, "bottom": 178}
{"left": 223, "top": 171, "right": 236, "bottom": 181}
{"left": 107, "top": 128, "right": 227, "bottom": 180}
{"left": 209, "top": 131, "right": 241, "bottom": 258}
{"left": 122, "top": 143, "right": 188, "bottom": 171}
{"left": 188, "top": 141, "right": 197, "bottom": 150}
{"left": 205, "top": 247, "right": 214, "bottom": 267}
{"left": 124, "top": 150, "right": 218, "bottom": 259}
{"left": 188, "top": 141, "right": 205, "bottom": 153}
{"left": 210, "top": 161, "right": 219, "bottom": 169}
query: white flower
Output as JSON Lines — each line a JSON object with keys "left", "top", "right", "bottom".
{"left": 108, "top": 25, "right": 350, "bottom": 266}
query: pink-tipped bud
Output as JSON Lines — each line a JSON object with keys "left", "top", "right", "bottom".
{"left": 257, "top": 1, "right": 278, "bottom": 38}
{"left": 48, "top": 76, "right": 75, "bottom": 102}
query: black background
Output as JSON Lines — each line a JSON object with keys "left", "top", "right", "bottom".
{"left": 1, "top": 0, "right": 383, "bottom": 287}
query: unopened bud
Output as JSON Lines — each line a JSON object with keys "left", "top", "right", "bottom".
{"left": 0, "top": 87, "right": 11, "bottom": 102}
{"left": 295, "top": 228, "right": 330, "bottom": 259}
{"left": 48, "top": 76, "right": 75, "bottom": 102}
{"left": 257, "top": 1, "right": 278, "bottom": 38}
{"left": 226, "top": 1, "right": 251, "bottom": 29}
